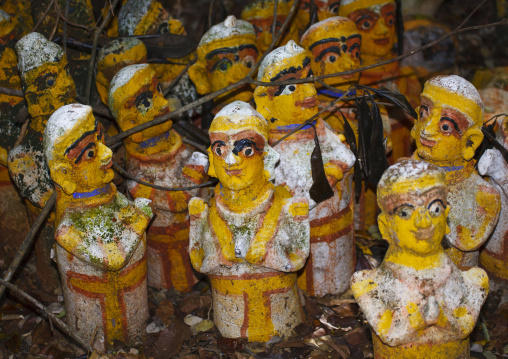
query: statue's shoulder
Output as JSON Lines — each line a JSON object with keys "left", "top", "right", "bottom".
{"left": 351, "top": 268, "right": 379, "bottom": 299}
{"left": 189, "top": 196, "right": 209, "bottom": 218}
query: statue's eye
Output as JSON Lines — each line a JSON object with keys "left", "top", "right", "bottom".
{"left": 395, "top": 205, "right": 413, "bottom": 219}
{"left": 329, "top": 4, "right": 339, "bottom": 15}
{"left": 215, "top": 147, "right": 222, "bottom": 156}
{"left": 213, "top": 58, "right": 233, "bottom": 73}
{"left": 241, "top": 146, "right": 255, "bottom": 157}
{"left": 158, "top": 22, "right": 169, "bottom": 34}
{"left": 135, "top": 91, "right": 154, "bottom": 115}
{"left": 428, "top": 201, "right": 444, "bottom": 217}
{"left": 440, "top": 119, "right": 454, "bottom": 134}
{"left": 46, "top": 76, "right": 55, "bottom": 87}
{"left": 242, "top": 55, "right": 256, "bottom": 69}
{"left": 419, "top": 105, "right": 428, "bottom": 121}
{"left": 87, "top": 150, "right": 95, "bottom": 158}
{"left": 157, "top": 83, "right": 163, "bottom": 94}
{"left": 275, "top": 84, "right": 296, "bottom": 96}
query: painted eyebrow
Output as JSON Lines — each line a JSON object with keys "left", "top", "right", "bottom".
{"left": 440, "top": 116, "right": 461, "bottom": 133}
{"left": 309, "top": 38, "right": 342, "bottom": 51}
{"left": 75, "top": 142, "right": 95, "bottom": 164}
{"left": 390, "top": 203, "right": 414, "bottom": 215}
{"left": 355, "top": 13, "right": 377, "bottom": 22}
{"left": 270, "top": 57, "right": 311, "bottom": 82}
{"left": 232, "top": 138, "right": 261, "bottom": 155}
{"left": 64, "top": 119, "right": 98, "bottom": 155}
{"left": 315, "top": 46, "right": 342, "bottom": 62}
{"left": 211, "top": 140, "right": 226, "bottom": 147}
{"left": 205, "top": 44, "right": 258, "bottom": 60}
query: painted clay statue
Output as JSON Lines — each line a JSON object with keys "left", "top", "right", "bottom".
{"left": 8, "top": 32, "right": 77, "bottom": 290}
{"left": 339, "top": 0, "right": 421, "bottom": 161}
{"left": 189, "top": 15, "right": 259, "bottom": 117}
{"left": 44, "top": 104, "right": 152, "bottom": 350}
{"left": 300, "top": 16, "right": 388, "bottom": 231}
{"left": 189, "top": 101, "right": 309, "bottom": 342}
{"left": 295, "top": 0, "right": 341, "bottom": 38}
{"left": 412, "top": 75, "right": 501, "bottom": 267}
{"left": 96, "top": 38, "right": 147, "bottom": 106}
{"left": 352, "top": 159, "right": 488, "bottom": 359}
{"left": 109, "top": 64, "right": 209, "bottom": 292}
{"left": 478, "top": 115, "right": 508, "bottom": 282}
{"left": 241, "top": 0, "right": 298, "bottom": 54}
{"left": 253, "top": 41, "right": 356, "bottom": 296}
{"left": 0, "top": 10, "right": 30, "bottom": 260}
{"left": 118, "top": 0, "right": 197, "bottom": 106}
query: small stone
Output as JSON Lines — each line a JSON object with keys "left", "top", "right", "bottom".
{"left": 470, "top": 343, "right": 483, "bottom": 353}
{"left": 183, "top": 314, "right": 203, "bottom": 327}
{"left": 146, "top": 320, "right": 166, "bottom": 334}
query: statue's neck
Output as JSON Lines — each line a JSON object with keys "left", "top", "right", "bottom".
{"left": 216, "top": 180, "right": 272, "bottom": 214}
{"left": 384, "top": 246, "right": 446, "bottom": 271}
{"left": 414, "top": 153, "right": 474, "bottom": 185}
{"left": 55, "top": 183, "right": 116, "bottom": 225}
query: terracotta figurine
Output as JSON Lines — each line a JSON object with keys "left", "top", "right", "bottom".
{"left": 8, "top": 32, "right": 77, "bottom": 290}
{"left": 478, "top": 115, "right": 508, "bottom": 282}
{"left": 253, "top": 41, "right": 356, "bottom": 296}
{"left": 189, "top": 15, "right": 259, "bottom": 117}
{"left": 189, "top": 101, "right": 309, "bottom": 341}
{"left": 44, "top": 104, "right": 152, "bottom": 351}
{"left": 118, "top": 0, "right": 197, "bottom": 106}
{"left": 241, "top": 0, "right": 298, "bottom": 54}
{"left": 295, "top": 0, "right": 342, "bottom": 38}
{"left": 352, "top": 159, "right": 488, "bottom": 359}
{"left": 109, "top": 64, "right": 209, "bottom": 292}
{"left": 412, "top": 75, "right": 501, "bottom": 267}
{"left": 96, "top": 38, "right": 148, "bottom": 106}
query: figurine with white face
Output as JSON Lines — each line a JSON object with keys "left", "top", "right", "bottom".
{"left": 254, "top": 41, "right": 356, "bottom": 296}
{"left": 189, "top": 101, "right": 309, "bottom": 342}
{"left": 412, "top": 75, "right": 501, "bottom": 267}
{"left": 352, "top": 159, "right": 488, "bottom": 359}
{"left": 44, "top": 104, "right": 152, "bottom": 351}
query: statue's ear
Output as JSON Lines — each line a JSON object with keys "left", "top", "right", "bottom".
{"left": 377, "top": 213, "right": 392, "bottom": 244}
{"left": 207, "top": 147, "right": 217, "bottom": 178}
{"left": 50, "top": 162, "right": 77, "bottom": 195}
{"left": 253, "top": 86, "right": 269, "bottom": 118}
{"left": 188, "top": 62, "right": 211, "bottom": 95}
{"left": 410, "top": 107, "right": 419, "bottom": 140}
{"left": 462, "top": 126, "right": 483, "bottom": 161}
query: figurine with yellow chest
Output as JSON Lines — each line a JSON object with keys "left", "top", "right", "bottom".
{"left": 254, "top": 41, "right": 356, "bottom": 296}
{"left": 412, "top": 75, "right": 501, "bottom": 267}
{"left": 109, "top": 64, "right": 209, "bottom": 292}
{"left": 352, "top": 159, "right": 488, "bottom": 359}
{"left": 44, "top": 104, "right": 152, "bottom": 351}
{"left": 189, "top": 101, "right": 309, "bottom": 342}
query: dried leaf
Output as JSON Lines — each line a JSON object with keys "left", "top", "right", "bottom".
{"left": 217, "top": 337, "right": 245, "bottom": 354}
{"left": 345, "top": 326, "right": 371, "bottom": 347}
{"left": 309, "top": 124, "right": 334, "bottom": 204}
{"left": 144, "top": 323, "right": 184, "bottom": 359}
{"left": 4, "top": 332, "right": 20, "bottom": 353}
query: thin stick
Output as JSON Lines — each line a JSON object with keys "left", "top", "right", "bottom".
{"left": 0, "top": 192, "right": 56, "bottom": 300}
{"left": 62, "top": 0, "right": 71, "bottom": 54}
{"left": 271, "top": 0, "right": 278, "bottom": 37}
{"left": 48, "top": 1, "right": 60, "bottom": 41}
{"left": 0, "top": 87, "right": 24, "bottom": 97}
{"left": 182, "top": 138, "right": 208, "bottom": 154}
{"left": 84, "top": 0, "right": 120, "bottom": 105}
{"left": 0, "top": 278, "right": 97, "bottom": 354}
{"left": 13, "top": 118, "right": 29, "bottom": 148}
{"left": 31, "top": 0, "right": 55, "bottom": 33}
{"left": 163, "top": 58, "right": 196, "bottom": 97}
{"left": 112, "top": 162, "right": 217, "bottom": 191}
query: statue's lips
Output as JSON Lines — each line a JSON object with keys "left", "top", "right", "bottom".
{"left": 296, "top": 97, "right": 317, "bottom": 109}
{"left": 419, "top": 136, "right": 436, "bottom": 147}
{"left": 226, "top": 168, "right": 242, "bottom": 176}
{"left": 374, "top": 38, "right": 390, "bottom": 45}
{"left": 101, "top": 160, "right": 113, "bottom": 170}
{"left": 413, "top": 226, "right": 435, "bottom": 240}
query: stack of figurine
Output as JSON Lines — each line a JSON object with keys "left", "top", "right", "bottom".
{"left": 0, "top": 0, "right": 506, "bottom": 357}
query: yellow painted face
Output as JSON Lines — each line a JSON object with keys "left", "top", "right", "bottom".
{"left": 301, "top": 18, "right": 361, "bottom": 91}
{"left": 112, "top": 67, "right": 172, "bottom": 144}
{"left": 50, "top": 112, "right": 114, "bottom": 193}
{"left": 241, "top": 2, "right": 296, "bottom": 53}
{"left": 209, "top": 127, "right": 266, "bottom": 191}
{"left": 411, "top": 83, "right": 483, "bottom": 163}
{"left": 190, "top": 36, "right": 259, "bottom": 103}
{"left": 133, "top": 0, "right": 186, "bottom": 35}
{"left": 378, "top": 174, "right": 450, "bottom": 255}
{"left": 296, "top": 0, "right": 341, "bottom": 30}
{"left": 22, "top": 56, "right": 77, "bottom": 126}
{"left": 340, "top": 0, "right": 396, "bottom": 58}
{"left": 96, "top": 42, "right": 147, "bottom": 105}
{"left": 254, "top": 52, "right": 318, "bottom": 128}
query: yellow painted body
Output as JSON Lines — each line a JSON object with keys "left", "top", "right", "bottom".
{"left": 189, "top": 34, "right": 258, "bottom": 111}
{"left": 96, "top": 40, "right": 147, "bottom": 105}
{"left": 352, "top": 160, "right": 488, "bottom": 359}
{"left": 372, "top": 331, "right": 469, "bottom": 359}
{"left": 241, "top": 0, "right": 299, "bottom": 54}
